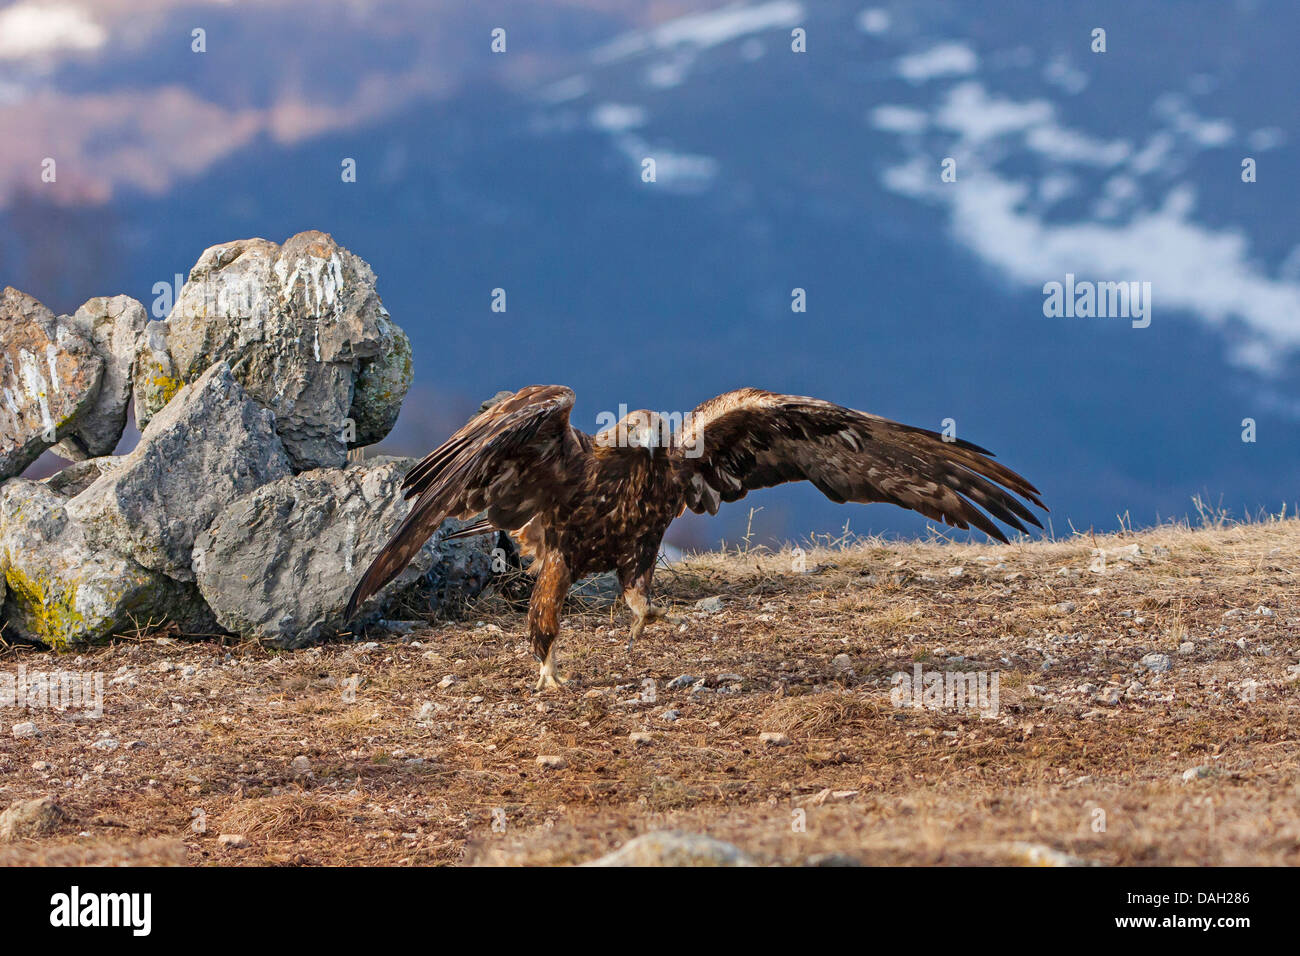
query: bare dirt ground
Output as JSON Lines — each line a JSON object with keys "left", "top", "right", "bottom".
{"left": 2, "top": 516, "right": 1298, "bottom": 866}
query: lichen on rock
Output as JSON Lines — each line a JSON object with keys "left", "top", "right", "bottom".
{"left": 134, "top": 231, "right": 412, "bottom": 470}
{"left": 0, "top": 287, "right": 105, "bottom": 479}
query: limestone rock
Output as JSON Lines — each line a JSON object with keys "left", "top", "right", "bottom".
{"left": 0, "top": 797, "right": 66, "bottom": 841}
{"left": 350, "top": 315, "right": 413, "bottom": 446}
{"left": 583, "top": 831, "right": 755, "bottom": 867}
{"left": 131, "top": 319, "right": 181, "bottom": 429}
{"left": 52, "top": 296, "right": 148, "bottom": 460}
{"left": 0, "top": 479, "right": 213, "bottom": 648}
{"left": 193, "top": 457, "right": 495, "bottom": 647}
{"left": 42, "top": 456, "right": 122, "bottom": 497}
{"left": 0, "top": 287, "right": 104, "bottom": 478}
{"left": 139, "top": 231, "right": 412, "bottom": 469}
{"left": 67, "top": 362, "right": 292, "bottom": 581}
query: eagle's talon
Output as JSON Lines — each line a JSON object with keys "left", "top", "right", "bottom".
{"left": 535, "top": 649, "right": 567, "bottom": 691}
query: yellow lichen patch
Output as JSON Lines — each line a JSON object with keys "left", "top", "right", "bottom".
{"left": 150, "top": 374, "right": 184, "bottom": 407}
{"left": 3, "top": 565, "right": 85, "bottom": 651}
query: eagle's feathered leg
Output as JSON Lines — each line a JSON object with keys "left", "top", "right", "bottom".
{"left": 621, "top": 567, "right": 681, "bottom": 654}
{"left": 528, "top": 553, "right": 571, "bottom": 691}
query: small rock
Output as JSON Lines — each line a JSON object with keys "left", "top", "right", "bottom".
{"left": 1008, "top": 842, "right": 1091, "bottom": 867}
{"left": 217, "top": 833, "right": 250, "bottom": 848}
{"left": 694, "top": 596, "right": 724, "bottom": 614}
{"left": 1140, "top": 653, "right": 1171, "bottom": 673}
{"left": 947, "top": 566, "right": 965, "bottom": 577}
{"left": 660, "top": 710, "right": 680, "bottom": 722}
{"left": 11, "top": 722, "right": 38, "bottom": 739}
{"left": 803, "top": 852, "right": 861, "bottom": 867}
{"left": 437, "top": 675, "right": 459, "bottom": 689}
{"left": 1177, "top": 641, "right": 1195, "bottom": 655}
{"left": 1054, "top": 601, "right": 1076, "bottom": 613}
{"left": 759, "top": 732, "right": 791, "bottom": 747}
{"left": 0, "top": 796, "right": 66, "bottom": 840}
{"left": 809, "top": 788, "right": 859, "bottom": 805}
{"left": 583, "top": 831, "right": 754, "bottom": 867}
{"left": 1181, "top": 765, "right": 1213, "bottom": 783}
{"left": 629, "top": 732, "right": 653, "bottom": 747}
{"left": 90, "top": 737, "right": 119, "bottom": 751}
{"left": 666, "top": 674, "right": 697, "bottom": 690}
{"left": 290, "top": 755, "right": 313, "bottom": 777}
{"left": 830, "top": 653, "right": 855, "bottom": 676}
{"left": 535, "top": 755, "right": 567, "bottom": 770}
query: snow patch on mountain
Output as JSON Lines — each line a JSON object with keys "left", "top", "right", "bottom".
{"left": 874, "top": 74, "right": 1299, "bottom": 374}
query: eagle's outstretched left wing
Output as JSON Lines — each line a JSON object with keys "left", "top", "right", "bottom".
{"left": 672, "top": 388, "right": 1045, "bottom": 542}
{"left": 345, "top": 385, "right": 584, "bottom": 620}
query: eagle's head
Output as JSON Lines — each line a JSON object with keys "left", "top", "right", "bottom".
{"left": 598, "top": 409, "right": 671, "bottom": 457}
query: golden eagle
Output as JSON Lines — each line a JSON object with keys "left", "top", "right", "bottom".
{"left": 346, "top": 386, "right": 1045, "bottom": 689}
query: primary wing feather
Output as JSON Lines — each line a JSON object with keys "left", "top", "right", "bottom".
{"left": 344, "top": 385, "right": 582, "bottom": 619}
{"left": 673, "top": 389, "right": 1045, "bottom": 543}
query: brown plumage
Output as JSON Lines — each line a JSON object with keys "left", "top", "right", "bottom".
{"left": 346, "top": 385, "right": 1046, "bottom": 689}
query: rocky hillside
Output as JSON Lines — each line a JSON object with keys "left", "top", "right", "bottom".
{"left": 1, "top": 517, "right": 1296, "bottom": 865}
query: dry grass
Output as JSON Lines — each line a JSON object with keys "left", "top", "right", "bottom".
{"left": 1, "top": 515, "right": 1298, "bottom": 865}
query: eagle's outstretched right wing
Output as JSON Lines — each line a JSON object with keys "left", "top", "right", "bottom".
{"left": 345, "top": 385, "right": 584, "bottom": 620}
